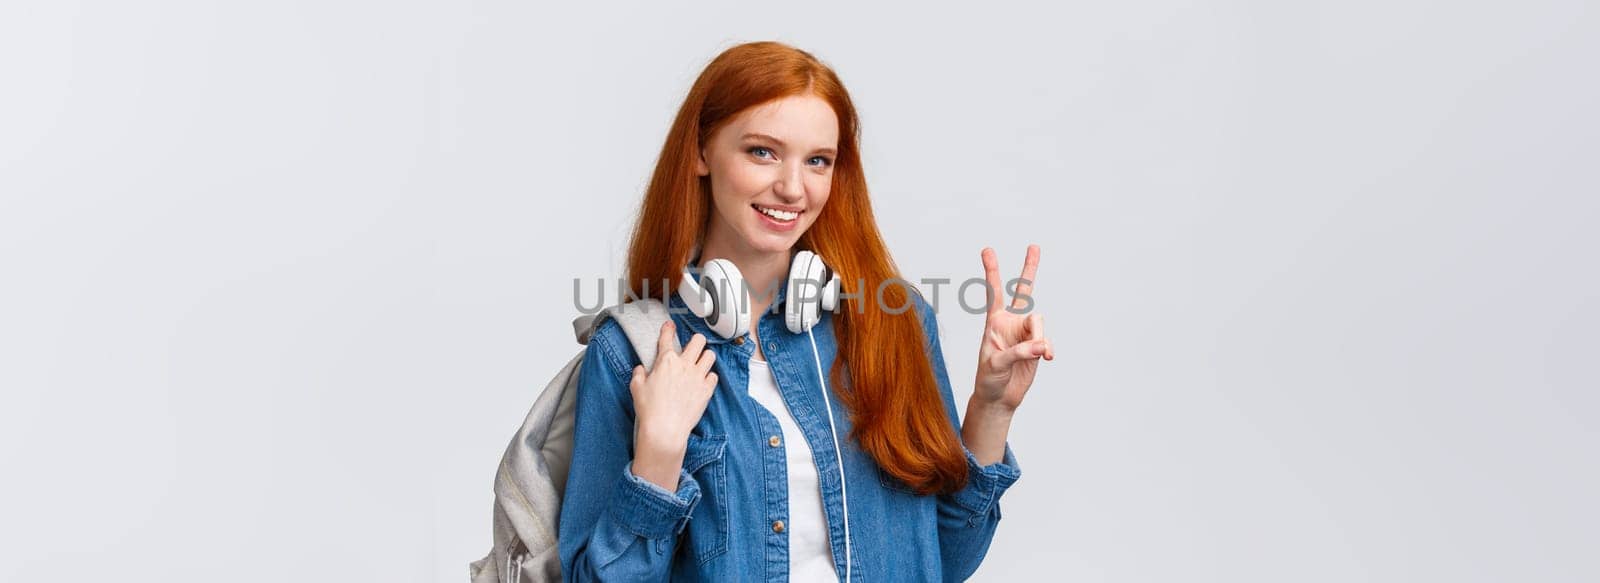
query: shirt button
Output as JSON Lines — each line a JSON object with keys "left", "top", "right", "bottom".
{"left": 733, "top": 336, "right": 745, "bottom": 345}
{"left": 772, "top": 520, "right": 785, "bottom": 533}
{"left": 768, "top": 435, "right": 781, "bottom": 447}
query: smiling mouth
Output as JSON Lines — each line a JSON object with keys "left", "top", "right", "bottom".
{"left": 752, "top": 204, "right": 801, "bottom": 223}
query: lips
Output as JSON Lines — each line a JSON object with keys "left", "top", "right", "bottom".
{"left": 752, "top": 204, "right": 801, "bottom": 231}
{"left": 752, "top": 204, "right": 801, "bottom": 222}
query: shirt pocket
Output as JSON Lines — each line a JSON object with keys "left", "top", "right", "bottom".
{"left": 681, "top": 433, "right": 729, "bottom": 564}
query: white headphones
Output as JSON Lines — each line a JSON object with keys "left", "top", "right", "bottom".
{"left": 676, "top": 249, "right": 842, "bottom": 340}
{"left": 676, "top": 248, "right": 854, "bottom": 581}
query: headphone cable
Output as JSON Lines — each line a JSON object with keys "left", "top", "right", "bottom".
{"left": 808, "top": 326, "right": 851, "bottom": 582}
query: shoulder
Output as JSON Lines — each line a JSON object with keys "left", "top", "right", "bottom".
{"left": 906, "top": 285, "right": 940, "bottom": 345}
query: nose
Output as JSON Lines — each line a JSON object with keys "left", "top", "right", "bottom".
{"left": 773, "top": 160, "right": 805, "bottom": 203}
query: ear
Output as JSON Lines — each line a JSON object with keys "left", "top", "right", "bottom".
{"left": 696, "top": 147, "right": 709, "bottom": 177}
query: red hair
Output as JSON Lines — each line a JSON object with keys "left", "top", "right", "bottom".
{"left": 624, "top": 41, "right": 967, "bottom": 495}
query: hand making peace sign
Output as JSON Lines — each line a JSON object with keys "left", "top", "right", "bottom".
{"left": 972, "top": 244, "right": 1054, "bottom": 412}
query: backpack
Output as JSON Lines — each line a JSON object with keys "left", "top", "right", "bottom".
{"left": 469, "top": 299, "right": 682, "bottom": 583}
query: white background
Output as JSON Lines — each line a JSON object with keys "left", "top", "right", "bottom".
{"left": 3, "top": 1, "right": 1596, "bottom": 581}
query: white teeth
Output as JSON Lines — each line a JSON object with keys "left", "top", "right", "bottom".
{"left": 756, "top": 205, "right": 799, "bottom": 221}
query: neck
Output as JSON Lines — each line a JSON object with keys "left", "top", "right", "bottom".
{"left": 699, "top": 235, "right": 789, "bottom": 317}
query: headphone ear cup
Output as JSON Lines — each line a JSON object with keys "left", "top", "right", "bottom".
{"left": 699, "top": 258, "right": 750, "bottom": 339}
{"left": 819, "top": 266, "right": 840, "bottom": 313}
{"left": 679, "top": 267, "right": 712, "bottom": 318}
{"left": 786, "top": 250, "right": 832, "bottom": 334}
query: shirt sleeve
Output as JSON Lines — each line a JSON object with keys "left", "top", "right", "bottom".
{"left": 912, "top": 292, "right": 1025, "bottom": 582}
{"left": 557, "top": 322, "right": 700, "bottom": 581}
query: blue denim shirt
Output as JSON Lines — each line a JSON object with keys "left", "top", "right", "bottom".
{"left": 557, "top": 281, "right": 1022, "bottom": 582}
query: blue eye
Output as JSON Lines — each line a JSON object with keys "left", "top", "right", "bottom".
{"left": 808, "top": 156, "right": 833, "bottom": 167}
{"left": 748, "top": 146, "right": 774, "bottom": 159}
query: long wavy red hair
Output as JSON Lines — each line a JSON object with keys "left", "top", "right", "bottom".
{"left": 623, "top": 41, "right": 967, "bottom": 495}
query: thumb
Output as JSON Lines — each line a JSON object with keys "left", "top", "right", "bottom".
{"left": 656, "top": 320, "right": 677, "bottom": 360}
{"left": 989, "top": 339, "right": 1046, "bottom": 371}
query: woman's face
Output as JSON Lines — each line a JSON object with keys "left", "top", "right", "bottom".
{"left": 697, "top": 94, "right": 839, "bottom": 257}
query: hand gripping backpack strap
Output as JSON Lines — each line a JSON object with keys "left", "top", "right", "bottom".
{"left": 474, "top": 300, "right": 678, "bottom": 582}
{"left": 574, "top": 299, "right": 681, "bottom": 369}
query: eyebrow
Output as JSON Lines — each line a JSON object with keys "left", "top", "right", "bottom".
{"left": 740, "top": 132, "right": 837, "bottom": 156}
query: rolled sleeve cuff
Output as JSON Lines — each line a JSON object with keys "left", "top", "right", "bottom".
{"left": 609, "top": 462, "right": 702, "bottom": 539}
{"left": 946, "top": 443, "right": 1022, "bottom": 523}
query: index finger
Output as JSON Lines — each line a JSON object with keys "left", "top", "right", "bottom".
{"left": 1010, "top": 244, "right": 1041, "bottom": 312}
{"left": 981, "top": 247, "right": 1003, "bottom": 316}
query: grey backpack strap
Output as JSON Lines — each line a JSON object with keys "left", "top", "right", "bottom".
{"left": 572, "top": 299, "right": 681, "bottom": 370}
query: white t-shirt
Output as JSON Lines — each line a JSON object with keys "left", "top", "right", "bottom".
{"left": 748, "top": 356, "right": 839, "bottom": 582}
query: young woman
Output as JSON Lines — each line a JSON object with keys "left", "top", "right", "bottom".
{"left": 557, "top": 41, "right": 1054, "bottom": 582}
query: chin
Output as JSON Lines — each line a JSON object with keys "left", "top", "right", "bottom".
{"left": 744, "top": 228, "right": 803, "bottom": 254}
{"left": 749, "top": 240, "right": 798, "bottom": 254}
